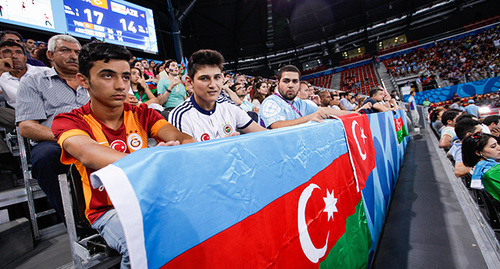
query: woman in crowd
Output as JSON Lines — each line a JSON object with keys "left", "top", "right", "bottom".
{"left": 131, "top": 59, "right": 149, "bottom": 79}
{"left": 130, "top": 66, "right": 158, "bottom": 105}
{"left": 251, "top": 81, "right": 269, "bottom": 109}
{"left": 154, "top": 64, "right": 165, "bottom": 80}
{"left": 462, "top": 133, "right": 500, "bottom": 201}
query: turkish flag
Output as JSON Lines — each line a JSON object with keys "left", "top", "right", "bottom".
{"left": 336, "top": 114, "right": 376, "bottom": 191}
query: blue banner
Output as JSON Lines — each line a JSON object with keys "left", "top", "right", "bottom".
{"left": 403, "top": 76, "right": 500, "bottom": 105}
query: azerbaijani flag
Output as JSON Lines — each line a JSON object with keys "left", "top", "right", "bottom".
{"left": 180, "top": 57, "right": 188, "bottom": 81}
{"left": 482, "top": 164, "right": 500, "bottom": 202}
{"left": 394, "top": 114, "right": 409, "bottom": 144}
{"left": 91, "top": 116, "right": 376, "bottom": 268}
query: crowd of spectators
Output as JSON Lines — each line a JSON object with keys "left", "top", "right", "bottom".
{"left": 14, "top": 24, "right": 498, "bottom": 265}
{"left": 0, "top": 29, "right": 408, "bottom": 265}
{"left": 428, "top": 99, "right": 500, "bottom": 238}
{"left": 384, "top": 26, "right": 500, "bottom": 89}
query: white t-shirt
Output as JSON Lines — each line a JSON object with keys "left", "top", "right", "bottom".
{"left": 0, "top": 64, "right": 49, "bottom": 108}
{"left": 169, "top": 94, "right": 253, "bottom": 141}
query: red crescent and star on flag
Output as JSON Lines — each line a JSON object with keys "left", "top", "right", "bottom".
{"left": 297, "top": 114, "right": 375, "bottom": 263}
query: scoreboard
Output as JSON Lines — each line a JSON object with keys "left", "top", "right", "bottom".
{"left": 0, "top": 0, "right": 158, "bottom": 53}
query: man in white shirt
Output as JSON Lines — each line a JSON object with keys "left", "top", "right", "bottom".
{"left": 169, "top": 49, "right": 265, "bottom": 141}
{"left": 259, "top": 65, "right": 349, "bottom": 129}
{"left": 339, "top": 92, "right": 355, "bottom": 111}
{"left": 0, "top": 41, "right": 48, "bottom": 162}
{"left": 0, "top": 41, "right": 49, "bottom": 110}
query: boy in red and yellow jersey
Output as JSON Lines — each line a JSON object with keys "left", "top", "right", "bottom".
{"left": 52, "top": 42, "right": 195, "bottom": 268}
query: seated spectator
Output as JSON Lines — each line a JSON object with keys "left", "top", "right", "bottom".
{"left": 157, "top": 59, "right": 187, "bottom": 117}
{"left": 362, "top": 87, "right": 397, "bottom": 114}
{"left": 462, "top": 133, "right": 500, "bottom": 193}
{"left": 131, "top": 59, "right": 149, "bottom": 80}
{"left": 232, "top": 83, "right": 257, "bottom": 112}
{"left": 308, "top": 83, "right": 321, "bottom": 105}
{"left": 431, "top": 107, "right": 445, "bottom": 132}
{"left": 0, "top": 40, "right": 50, "bottom": 110}
{"left": 450, "top": 97, "right": 465, "bottom": 111}
{"left": 296, "top": 81, "right": 318, "bottom": 107}
{"left": 448, "top": 117, "right": 482, "bottom": 177}
{"left": 16, "top": 34, "right": 88, "bottom": 219}
{"left": 464, "top": 100, "right": 479, "bottom": 117}
{"left": 482, "top": 115, "right": 500, "bottom": 135}
{"left": 52, "top": 42, "right": 196, "bottom": 268}
{"left": 0, "top": 40, "right": 50, "bottom": 166}
{"left": 169, "top": 49, "right": 266, "bottom": 141}
{"left": 130, "top": 66, "right": 158, "bottom": 105}
{"left": 319, "top": 91, "right": 336, "bottom": 109}
{"left": 251, "top": 80, "right": 269, "bottom": 109}
{"left": 438, "top": 109, "right": 461, "bottom": 149}
{"left": 340, "top": 92, "right": 355, "bottom": 111}
{"left": 259, "top": 65, "right": 349, "bottom": 129}
{"left": 0, "top": 30, "right": 45, "bottom": 66}
{"left": 141, "top": 58, "right": 154, "bottom": 78}
{"left": 25, "top": 38, "right": 37, "bottom": 57}
{"left": 32, "top": 47, "right": 51, "bottom": 67}
{"left": 384, "top": 91, "right": 402, "bottom": 110}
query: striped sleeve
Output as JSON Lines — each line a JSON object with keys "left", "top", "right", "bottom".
{"left": 168, "top": 100, "right": 192, "bottom": 133}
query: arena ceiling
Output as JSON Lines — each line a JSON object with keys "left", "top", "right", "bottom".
{"left": 141, "top": 0, "right": 493, "bottom": 76}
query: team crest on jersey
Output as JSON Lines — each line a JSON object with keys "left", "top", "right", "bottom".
{"left": 200, "top": 133, "right": 210, "bottom": 141}
{"left": 223, "top": 124, "right": 233, "bottom": 135}
{"left": 110, "top": 140, "right": 127, "bottom": 152}
{"left": 127, "top": 133, "right": 143, "bottom": 151}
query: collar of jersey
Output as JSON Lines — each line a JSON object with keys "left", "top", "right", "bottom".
{"left": 191, "top": 94, "right": 216, "bottom": 115}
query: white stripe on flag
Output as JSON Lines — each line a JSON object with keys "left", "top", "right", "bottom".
{"left": 91, "top": 164, "right": 147, "bottom": 268}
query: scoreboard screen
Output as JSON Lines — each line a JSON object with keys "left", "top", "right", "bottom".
{"left": 0, "top": 0, "right": 158, "bottom": 54}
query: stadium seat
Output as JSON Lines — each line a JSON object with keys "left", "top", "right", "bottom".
{"left": 16, "top": 127, "right": 63, "bottom": 240}
{"left": 59, "top": 164, "right": 121, "bottom": 268}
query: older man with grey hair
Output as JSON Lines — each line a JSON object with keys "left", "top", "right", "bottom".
{"left": 16, "top": 34, "right": 89, "bottom": 219}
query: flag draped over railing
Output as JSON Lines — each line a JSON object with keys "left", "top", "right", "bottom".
{"left": 92, "top": 110, "right": 409, "bottom": 268}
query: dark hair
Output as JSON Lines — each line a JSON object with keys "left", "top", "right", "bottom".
{"left": 252, "top": 81, "right": 268, "bottom": 103}
{"left": 130, "top": 66, "right": 146, "bottom": 93}
{"left": 455, "top": 118, "right": 480, "bottom": 140}
{"left": 369, "top": 87, "right": 383, "bottom": 97}
{"left": 78, "top": 42, "right": 132, "bottom": 78}
{"left": 187, "top": 49, "right": 224, "bottom": 79}
{"left": 483, "top": 115, "right": 500, "bottom": 126}
{"left": 462, "top": 133, "right": 498, "bottom": 167}
{"left": 277, "top": 65, "right": 300, "bottom": 81}
{"left": 0, "top": 30, "right": 23, "bottom": 41}
{"left": 34, "top": 48, "right": 51, "bottom": 67}
{"left": 153, "top": 63, "right": 163, "bottom": 76}
{"left": 0, "top": 40, "right": 25, "bottom": 54}
{"left": 453, "top": 97, "right": 461, "bottom": 103}
{"left": 130, "top": 59, "right": 142, "bottom": 68}
{"left": 165, "top": 59, "right": 177, "bottom": 73}
{"left": 319, "top": 91, "right": 330, "bottom": 98}
{"left": 130, "top": 66, "right": 142, "bottom": 77}
{"left": 441, "top": 109, "right": 461, "bottom": 126}
{"left": 456, "top": 113, "right": 474, "bottom": 123}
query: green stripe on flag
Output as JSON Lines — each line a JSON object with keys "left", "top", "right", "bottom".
{"left": 482, "top": 164, "right": 500, "bottom": 202}
{"left": 320, "top": 200, "right": 371, "bottom": 269}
